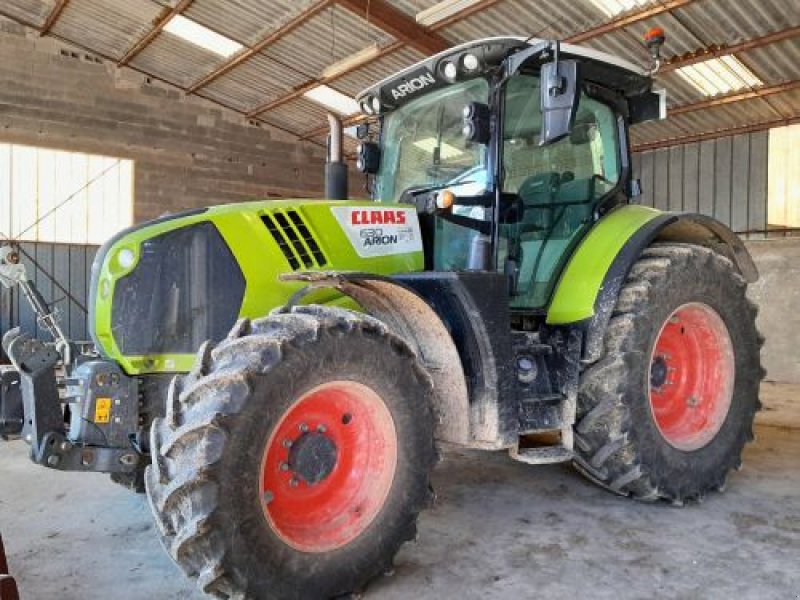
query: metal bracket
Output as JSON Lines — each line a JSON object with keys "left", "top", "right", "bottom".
{"left": 2, "top": 328, "right": 64, "bottom": 455}
{"left": 33, "top": 431, "right": 138, "bottom": 473}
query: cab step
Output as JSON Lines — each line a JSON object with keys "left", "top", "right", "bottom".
{"left": 509, "top": 444, "right": 573, "bottom": 465}
{"left": 518, "top": 393, "right": 564, "bottom": 434}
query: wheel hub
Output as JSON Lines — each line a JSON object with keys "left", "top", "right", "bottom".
{"left": 287, "top": 431, "right": 338, "bottom": 485}
{"left": 648, "top": 303, "right": 735, "bottom": 451}
{"left": 259, "top": 381, "right": 398, "bottom": 553}
{"left": 650, "top": 355, "right": 669, "bottom": 388}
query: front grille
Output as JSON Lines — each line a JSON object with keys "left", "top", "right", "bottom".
{"left": 262, "top": 209, "right": 328, "bottom": 270}
{"left": 111, "top": 222, "right": 246, "bottom": 355}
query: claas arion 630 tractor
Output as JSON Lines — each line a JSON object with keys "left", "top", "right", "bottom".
{"left": 0, "top": 34, "right": 762, "bottom": 599}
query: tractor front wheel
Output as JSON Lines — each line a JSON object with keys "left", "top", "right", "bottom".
{"left": 573, "top": 243, "right": 763, "bottom": 504}
{"left": 145, "top": 306, "right": 436, "bottom": 599}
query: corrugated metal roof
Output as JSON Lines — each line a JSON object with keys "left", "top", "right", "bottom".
{"left": 672, "top": 0, "right": 800, "bottom": 46}
{"left": 0, "top": 0, "right": 798, "bottom": 148}
{"left": 51, "top": 0, "right": 162, "bottom": 61}
{"left": 332, "top": 46, "right": 427, "bottom": 96}
{"left": 439, "top": 0, "right": 607, "bottom": 43}
{"left": 265, "top": 97, "right": 332, "bottom": 133}
{"left": 630, "top": 90, "right": 798, "bottom": 145}
{"left": 262, "top": 6, "right": 395, "bottom": 80}
{"left": 130, "top": 31, "right": 227, "bottom": 88}
{"left": 184, "top": 0, "right": 318, "bottom": 47}
{"left": 201, "top": 52, "right": 312, "bottom": 111}
{"left": 382, "top": 0, "right": 442, "bottom": 20}
{"left": 0, "top": 0, "right": 57, "bottom": 26}
{"left": 739, "top": 38, "right": 800, "bottom": 83}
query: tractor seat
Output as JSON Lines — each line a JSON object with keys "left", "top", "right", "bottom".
{"left": 517, "top": 172, "right": 560, "bottom": 207}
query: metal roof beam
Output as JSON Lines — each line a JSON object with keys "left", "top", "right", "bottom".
{"left": 186, "top": 0, "right": 335, "bottom": 94}
{"left": 245, "top": 40, "right": 403, "bottom": 118}
{"left": 668, "top": 80, "right": 800, "bottom": 116}
{"left": 247, "top": 0, "right": 690, "bottom": 120}
{"left": 40, "top": 0, "right": 70, "bottom": 35}
{"left": 633, "top": 114, "right": 800, "bottom": 152}
{"left": 246, "top": 0, "right": 498, "bottom": 118}
{"left": 118, "top": 0, "right": 195, "bottom": 66}
{"left": 335, "top": 0, "right": 449, "bottom": 56}
{"left": 661, "top": 25, "right": 800, "bottom": 72}
{"left": 567, "top": 0, "right": 696, "bottom": 44}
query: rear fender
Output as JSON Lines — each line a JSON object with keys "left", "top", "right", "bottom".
{"left": 547, "top": 205, "right": 758, "bottom": 362}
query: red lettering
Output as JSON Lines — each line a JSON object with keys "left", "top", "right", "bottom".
{"left": 350, "top": 209, "right": 408, "bottom": 226}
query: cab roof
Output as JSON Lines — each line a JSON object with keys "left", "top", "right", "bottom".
{"left": 356, "top": 36, "right": 652, "bottom": 113}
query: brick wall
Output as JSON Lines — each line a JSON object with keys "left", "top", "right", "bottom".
{"left": 0, "top": 19, "right": 363, "bottom": 223}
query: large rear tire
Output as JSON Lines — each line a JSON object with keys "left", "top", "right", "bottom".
{"left": 145, "top": 306, "right": 436, "bottom": 599}
{"left": 573, "top": 243, "right": 763, "bottom": 504}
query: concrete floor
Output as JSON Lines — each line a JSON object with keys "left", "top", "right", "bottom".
{"left": 1, "top": 393, "right": 799, "bottom": 599}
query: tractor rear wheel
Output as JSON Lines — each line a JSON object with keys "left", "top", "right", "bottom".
{"left": 145, "top": 306, "right": 436, "bottom": 599}
{"left": 573, "top": 243, "right": 763, "bottom": 504}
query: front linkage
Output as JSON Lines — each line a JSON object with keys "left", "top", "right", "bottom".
{"left": 0, "top": 245, "right": 144, "bottom": 477}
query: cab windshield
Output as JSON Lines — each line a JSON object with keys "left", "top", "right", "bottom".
{"left": 375, "top": 78, "right": 490, "bottom": 202}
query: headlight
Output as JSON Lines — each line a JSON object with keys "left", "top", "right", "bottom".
{"left": 371, "top": 96, "right": 381, "bottom": 114}
{"left": 442, "top": 61, "right": 458, "bottom": 81}
{"left": 462, "top": 53, "right": 480, "bottom": 72}
{"left": 117, "top": 248, "right": 135, "bottom": 269}
{"left": 361, "top": 99, "right": 374, "bottom": 115}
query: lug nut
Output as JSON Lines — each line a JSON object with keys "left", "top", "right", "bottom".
{"left": 289, "top": 478, "right": 299, "bottom": 488}
{"left": 317, "top": 424, "right": 327, "bottom": 433}
{"left": 262, "top": 490, "right": 274, "bottom": 504}
{"left": 280, "top": 462, "right": 290, "bottom": 472}
{"left": 282, "top": 439, "right": 293, "bottom": 449}
{"left": 299, "top": 423, "right": 309, "bottom": 433}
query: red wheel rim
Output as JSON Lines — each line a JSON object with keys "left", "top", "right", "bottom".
{"left": 260, "top": 381, "right": 397, "bottom": 553}
{"left": 648, "top": 302, "right": 735, "bottom": 451}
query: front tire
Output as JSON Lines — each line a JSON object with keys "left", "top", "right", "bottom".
{"left": 573, "top": 243, "right": 763, "bottom": 504}
{"left": 145, "top": 306, "right": 436, "bottom": 599}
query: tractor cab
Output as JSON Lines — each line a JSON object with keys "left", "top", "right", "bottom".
{"left": 355, "top": 37, "right": 665, "bottom": 310}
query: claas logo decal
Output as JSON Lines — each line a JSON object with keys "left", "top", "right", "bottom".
{"left": 350, "top": 210, "right": 407, "bottom": 226}
{"left": 331, "top": 206, "right": 421, "bottom": 258}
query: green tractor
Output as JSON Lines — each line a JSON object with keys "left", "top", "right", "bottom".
{"left": 1, "top": 33, "right": 763, "bottom": 600}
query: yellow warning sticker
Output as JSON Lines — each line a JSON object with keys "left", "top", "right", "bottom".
{"left": 95, "top": 398, "right": 112, "bottom": 424}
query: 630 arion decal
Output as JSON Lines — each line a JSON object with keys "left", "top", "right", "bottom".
{"left": 331, "top": 207, "right": 422, "bottom": 258}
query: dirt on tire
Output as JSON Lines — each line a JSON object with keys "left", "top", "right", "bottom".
{"left": 573, "top": 243, "right": 764, "bottom": 504}
{"left": 144, "top": 305, "right": 436, "bottom": 599}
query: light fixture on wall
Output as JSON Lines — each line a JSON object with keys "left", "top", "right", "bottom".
{"left": 415, "top": 0, "right": 483, "bottom": 27}
{"left": 163, "top": 15, "right": 243, "bottom": 58}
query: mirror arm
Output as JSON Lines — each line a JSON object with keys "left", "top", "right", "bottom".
{"left": 503, "top": 40, "right": 552, "bottom": 78}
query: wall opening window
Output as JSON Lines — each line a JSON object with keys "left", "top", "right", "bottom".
{"left": 0, "top": 143, "right": 133, "bottom": 245}
{"left": 768, "top": 123, "right": 800, "bottom": 233}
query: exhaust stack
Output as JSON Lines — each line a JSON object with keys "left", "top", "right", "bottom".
{"left": 325, "top": 114, "right": 348, "bottom": 200}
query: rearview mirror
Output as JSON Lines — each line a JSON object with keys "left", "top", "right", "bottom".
{"left": 540, "top": 59, "right": 580, "bottom": 146}
{"left": 356, "top": 142, "right": 380, "bottom": 174}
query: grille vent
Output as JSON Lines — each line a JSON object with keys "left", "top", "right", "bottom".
{"left": 262, "top": 210, "right": 328, "bottom": 270}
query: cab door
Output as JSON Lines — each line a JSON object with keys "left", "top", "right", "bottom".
{"left": 499, "top": 75, "right": 624, "bottom": 309}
